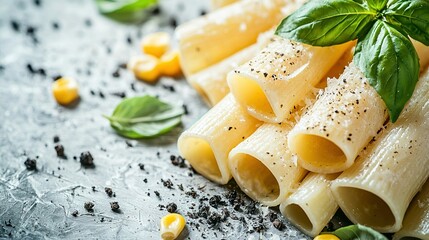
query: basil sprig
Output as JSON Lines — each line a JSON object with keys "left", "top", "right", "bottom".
{"left": 95, "top": 0, "right": 158, "bottom": 23}
{"left": 329, "top": 224, "right": 388, "bottom": 240}
{"left": 104, "top": 95, "right": 184, "bottom": 139}
{"left": 276, "top": 0, "right": 429, "bottom": 122}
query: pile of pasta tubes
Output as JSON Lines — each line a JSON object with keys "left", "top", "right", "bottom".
{"left": 176, "top": 0, "right": 429, "bottom": 238}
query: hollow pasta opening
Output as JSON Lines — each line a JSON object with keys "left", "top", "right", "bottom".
{"left": 179, "top": 137, "right": 222, "bottom": 181}
{"left": 232, "top": 153, "right": 280, "bottom": 202}
{"left": 283, "top": 203, "right": 313, "bottom": 232}
{"left": 335, "top": 186, "right": 395, "bottom": 228}
{"left": 292, "top": 134, "right": 346, "bottom": 171}
{"left": 399, "top": 238, "right": 420, "bottom": 240}
{"left": 229, "top": 74, "right": 275, "bottom": 120}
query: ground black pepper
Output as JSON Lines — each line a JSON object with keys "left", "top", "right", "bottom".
{"left": 166, "top": 203, "right": 177, "bottom": 213}
{"left": 80, "top": 151, "right": 94, "bottom": 167}
{"left": 105, "top": 187, "right": 114, "bottom": 197}
{"left": 110, "top": 202, "right": 120, "bottom": 212}
{"left": 54, "top": 144, "right": 65, "bottom": 158}
{"left": 24, "top": 158, "right": 37, "bottom": 170}
{"left": 84, "top": 202, "right": 94, "bottom": 212}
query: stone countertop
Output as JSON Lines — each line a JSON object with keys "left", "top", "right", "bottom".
{"left": 0, "top": 0, "right": 310, "bottom": 239}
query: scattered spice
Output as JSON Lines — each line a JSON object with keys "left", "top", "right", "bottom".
{"left": 24, "top": 158, "right": 37, "bottom": 170}
{"left": 138, "top": 163, "right": 145, "bottom": 170}
{"left": 84, "top": 202, "right": 94, "bottom": 212}
{"left": 272, "top": 219, "right": 284, "bottom": 230}
{"left": 71, "top": 210, "right": 79, "bottom": 217}
{"left": 105, "top": 187, "right": 114, "bottom": 197}
{"left": 110, "top": 202, "right": 120, "bottom": 212}
{"left": 54, "top": 144, "right": 65, "bottom": 158}
{"left": 80, "top": 151, "right": 94, "bottom": 167}
{"left": 166, "top": 203, "right": 177, "bottom": 213}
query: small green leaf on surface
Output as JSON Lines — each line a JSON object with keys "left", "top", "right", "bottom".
{"left": 354, "top": 20, "right": 419, "bottom": 122}
{"left": 105, "top": 95, "right": 184, "bottom": 138}
{"left": 331, "top": 224, "right": 388, "bottom": 240}
{"left": 275, "top": 0, "right": 376, "bottom": 46}
{"left": 95, "top": 0, "right": 158, "bottom": 23}
{"left": 384, "top": 0, "right": 429, "bottom": 46}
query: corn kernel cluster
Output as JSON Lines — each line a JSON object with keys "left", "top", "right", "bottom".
{"left": 129, "top": 32, "right": 182, "bottom": 83}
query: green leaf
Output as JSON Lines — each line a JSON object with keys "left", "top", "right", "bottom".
{"left": 331, "top": 224, "right": 388, "bottom": 240}
{"left": 105, "top": 95, "right": 184, "bottom": 138}
{"left": 384, "top": 0, "right": 429, "bottom": 46}
{"left": 366, "top": 0, "right": 388, "bottom": 11}
{"left": 354, "top": 20, "right": 420, "bottom": 122}
{"left": 95, "top": 0, "right": 158, "bottom": 23}
{"left": 275, "top": 0, "right": 376, "bottom": 46}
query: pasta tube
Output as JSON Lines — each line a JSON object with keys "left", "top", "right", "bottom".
{"left": 393, "top": 180, "right": 429, "bottom": 240}
{"left": 189, "top": 44, "right": 259, "bottom": 106}
{"left": 188, "top": 28, "right": 279, "bottom": 106}
{"left": 331, "top": 67, "right": 429, "bottom": 232}
{"left": 288, "top": 42, "right": 429, "bottom": 173}
{"left": 176, "top": 0, "right": 288, "bottom": 76}
{"left": 280, "top": 173, "right": 339, "bottom": 237}
{"left": 227, "top": 36, "right": 353, "bottom": 123}
{"left": 228, "top": 123, "right": 307, "bottom": 206}
{"left": 177, "top": 94, "right": 260, "bottom": 184}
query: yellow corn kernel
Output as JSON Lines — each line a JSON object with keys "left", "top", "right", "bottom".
{"left": 132, "top": 55, "right": 160, "bottom": 83}
{"left": 52, "top": 77, "right": 79, "bottom": 105}
{"left": 141, "top": 32, "right": 170, "bottom": 57}
{"left": 160, "top": 213, "right": 186, "bottom": 240}
{"left": 159, "top": 50, "right": 182, "bottom": 77}
{"left": 313, "top": 234, "right": 340, "bottom": 240}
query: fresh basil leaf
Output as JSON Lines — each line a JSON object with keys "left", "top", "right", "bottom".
{"left": 95, "top": 0, "right": 158, "bottom": 23}
{"left": 366, "top": 0, "right": 388, "bottom": 12}
{"left": 105, "top": 95, "right": 184, "bottom": 138}
{"left": 384, "top": 0, "right": 429, "bottom": 46}
{"left": 354, "top": 20, "right": 419, "bottom": 122}
{"left": 110, "top": 117, "right": 182, "bottom": 139}
{"left": 275, "top": 0, "right": 376, "bottom": 46}
{"left": 332, "top": 224, "right": 388, "bottom": 240}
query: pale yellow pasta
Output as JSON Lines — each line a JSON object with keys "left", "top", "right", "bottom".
{"left": 176, "top": 0, "right": 288, "bottom": 76}
{"left": 229, "top": 123, "right": 307, "bottom": 206}
{"left": 227, "top": 36, "right": 353, "bottom": 123}
{"left": 177, "top": 94, "right": 260, "bottom": 184}
{"left": 280, "top": 173, "right": 339, "bottom": 237}
{"left": 331, "top": 67, "right": 429, "bottom": 232}
{"left": 288, "top": 42, "right": 429, "bottom": 173}
{"left": 189, "top": 44, "right": 259, "bottom": 106}
{"left": 393, "top": 180, "right": 429, "bottom": 240}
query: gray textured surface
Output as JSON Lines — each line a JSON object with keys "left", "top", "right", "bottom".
{"left": 0, "top": 0, "right": 310, "bottom": 239}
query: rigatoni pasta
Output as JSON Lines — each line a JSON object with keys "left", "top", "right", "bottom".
{"left": 176, "top": 0, "right": 288, "bottom": 76}
{"left": 177, "top": 94, "right": 260, "bottom": 184}
{"left": 393, "top": 180, "right": 429, "bottom": 240}
{"left": 189, "top": 44, "right": 259, "bottom": 106}
{"left": 288, "top": 42, "right": 429, "bottom": 173}
{"left": 331, "top": 67, "right": 429, "bottom": 232}
{"left": 228, "top": 123, "right": 307, "bottom": 206}
{"left": 280, "top": 173, "right": 339, "bottom": 237}
{"left": 227, "top": 36, "right": 353, "bottom": 123}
